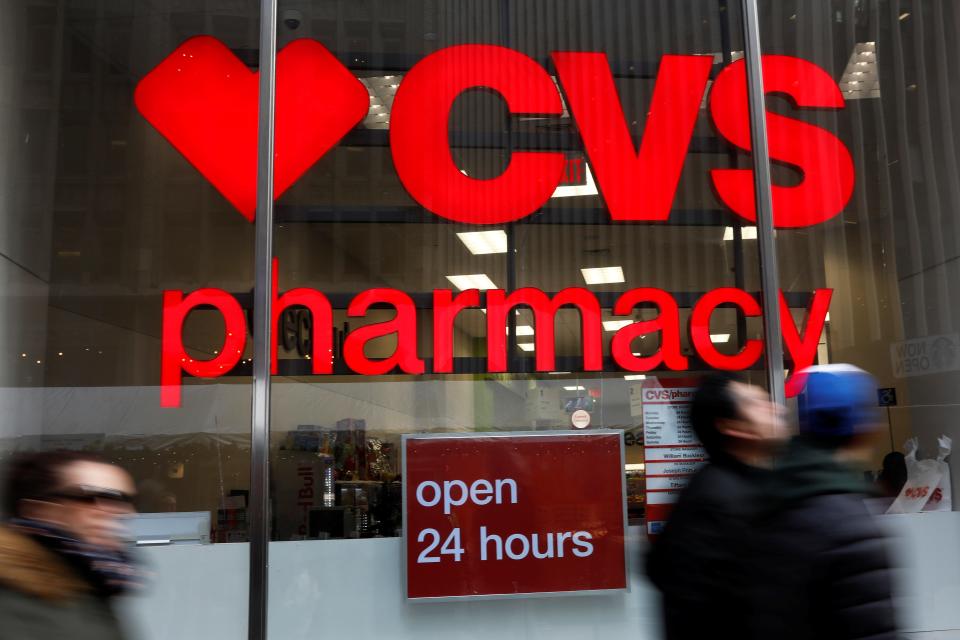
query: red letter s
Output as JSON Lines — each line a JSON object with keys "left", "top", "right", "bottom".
{"left": 710, "top": 55, "right": 854, "bottom": 228}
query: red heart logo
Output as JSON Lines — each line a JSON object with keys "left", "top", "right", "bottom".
{"left": 134, "top": 36, "right": 369, "bottom": 221}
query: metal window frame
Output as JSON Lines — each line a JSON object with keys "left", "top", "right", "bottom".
{"left": 245, "top": 0, "right": 783, "bottom": 637}
{"left": 249, "top": 1, "right": 277, "bottom": 639}
{"left": 739, "top": 0, "right": 786, "bottom": 405}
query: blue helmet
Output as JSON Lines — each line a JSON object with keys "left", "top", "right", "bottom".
{"left": 794, "top": 364, "right": 879, "bottom": 438}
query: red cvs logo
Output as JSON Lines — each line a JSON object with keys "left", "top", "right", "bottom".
{"left": 135, "top": 36, "right": 368, "bottom": 221}
{"left": 137, "top": 39, "right": 854, "bottom": 228}
{"left": 392, "top": 46, "right": 854, "bottom": 228}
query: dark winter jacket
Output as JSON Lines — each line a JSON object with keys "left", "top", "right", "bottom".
{"left": 748, "top": 437, "right": 899, "bottom": 640}
{"left": 646, "top": 453, "right": 766, "bottom": 639}
{"left": 0, "top": 525, "right": 128, "bottom": 640}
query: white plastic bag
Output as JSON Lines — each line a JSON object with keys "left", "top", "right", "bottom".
{"left": 887, "top": 438, "right": 943, "bottom": 514}
{"left": 922, "top": 435, "right": 952, "bottom": 512}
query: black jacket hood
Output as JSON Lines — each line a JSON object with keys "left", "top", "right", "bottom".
{"left": 761, "top": 436, "right": 873, "bottom": 516}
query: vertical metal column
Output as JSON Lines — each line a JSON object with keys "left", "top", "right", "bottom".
{"left": 249, "top": 0, "right": 277, "bottom": 638}
{"left": 739, "top": 0, "right": 785, "bottom": 405}
{"left": 719, "top": 0, "right": 748, "bottom": 352}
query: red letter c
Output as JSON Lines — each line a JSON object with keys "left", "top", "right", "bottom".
{"left": 391, "top": 44, "right": 566, "bottom": 225}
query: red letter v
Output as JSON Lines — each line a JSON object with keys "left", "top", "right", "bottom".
{"left": 781, "top": 289, "right": 832, "bottom": 397}
{"left": 552, "top": 53, "right": 712, "bottom": 221}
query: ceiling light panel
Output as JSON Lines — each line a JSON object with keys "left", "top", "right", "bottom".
{"left": 839, "top": 42, "right": 880, "bottom": 100}
{"left": 456, "top": 230, "right": 508, "bottom": 255}
{"left": 360, "top": 75, "right": 404, "bottom": 129}
{"left": 603, "top": 319, "right": 633, "bottom": 332}
{"left": 505, "top": 325, "right": 535, "bottom": 336}
{"left": 552, "top": 163, "right": 599, "bottom": 198}
{"left": 723, "top": 226, "right": 758, "bottom": 241}
{"left": 581, "top": 266, "right": 625, "bottom": 285}
{"left": 446, "top": 274, "right": 498, "bottom": 291}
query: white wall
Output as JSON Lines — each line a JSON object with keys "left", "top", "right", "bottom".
{"left": 120, "top": 542, "right": 249, "bottom": 639}
{"left": 120, "top": 515, "right": 960, "bottom": 640}
{"left": 266, "top": 528, "right": 661, "bottom": 640}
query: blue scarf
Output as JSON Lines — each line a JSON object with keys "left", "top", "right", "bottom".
{"left": 8, "top": 517, "right": 145, "bottom": 597}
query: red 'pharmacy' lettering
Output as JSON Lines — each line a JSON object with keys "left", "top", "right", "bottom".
{"left": 159, "top": 270, "right": 832, "bottom": 407}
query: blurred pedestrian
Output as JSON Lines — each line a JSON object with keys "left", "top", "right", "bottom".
{"left": 0, "top": 451, "right": 143, "bottom": 640}
{"left": 749, "top": 364, "right": 898, "bottom": 640}
{"left": 877, "top": 451, "right": 907, "bottom": 498}
{"left": 646, "top": 372, "right": 783, "bottom": 639}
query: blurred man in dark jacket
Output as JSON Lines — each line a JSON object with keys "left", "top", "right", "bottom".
{"left": 0, "top": 451, "right": 143, "bottom": 640}
{"left": 646, "top": 372, "right": 782, "bottom": 639}
{"left": 749, "top": 364, "right": 898, "bottom": 640}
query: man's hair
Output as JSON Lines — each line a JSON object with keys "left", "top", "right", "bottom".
{"left": 2, "top": 450, "right": 107, "bottom": 518}
{"left": 690, "top": 372, "right": 745, "bottom": 458}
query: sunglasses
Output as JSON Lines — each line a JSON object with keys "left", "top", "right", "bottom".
{"left": 48, "top": 485, "right": 137, "bottom": 509}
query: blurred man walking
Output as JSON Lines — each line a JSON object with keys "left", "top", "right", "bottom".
{"left": 0, "top": 451, "right": 143, "bottom": 640}
{"left": 749, "top": 365, "right": 898, "bottom": 640}
{"left": 647, "top": 372, "right": 782, "bottom": 639}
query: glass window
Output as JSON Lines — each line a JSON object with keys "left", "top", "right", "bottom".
{"left": 268, "top": 0, "right": 761, "bottom": 538}
{"left": 0, "top": 2, "right": 260, "bottom": 637}
{"left": 758, "top": 0, "right": 960, "bottom": 500}
{"left": 16, "top": 1, "right": 960, "bottom": 638}
{"left": 267, "top": 0, "right": 759, "bottom": 636}
{"left": 758, "top": 4, "right": 960, "bottom": 630}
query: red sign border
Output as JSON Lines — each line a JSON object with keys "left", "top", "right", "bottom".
{"left": 401, "top": 429, "right": 629, "bottom": 602}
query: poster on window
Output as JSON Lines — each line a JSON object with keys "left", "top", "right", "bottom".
{"left": 642, "top": 378, "right": 705, "bottom": 537}
{"left": 402, "top": 431, "right": 627, "bottom": 600}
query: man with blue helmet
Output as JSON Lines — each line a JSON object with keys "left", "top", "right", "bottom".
{"left": 749, "top": 365, "right": 898, "bottom": 640}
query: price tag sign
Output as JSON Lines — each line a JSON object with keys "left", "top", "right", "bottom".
{"left": 402, "top": 431, "right": 627, "bottom": 600}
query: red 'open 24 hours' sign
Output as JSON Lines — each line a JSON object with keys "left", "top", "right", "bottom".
{"left": 403, "top": 431, "right": 627, "bottom": 600}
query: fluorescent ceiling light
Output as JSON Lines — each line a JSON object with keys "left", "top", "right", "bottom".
{"left": 624, "top": 374, "right": 647, "bottom": 381}
{"left": 456, "top": 230, "right": 508, "bottom": 255}
{"left": 552, "top": 163, "right": 599, "bottom": 198}
{"left": 625, "top": 463, "right": 645, "bottom": 472}
{"left": 710, "top": 333, "right": 731, "bottom": 343}
{"left": 446, "top": 274, "right": 498, "bottom": 291}
{"left": 825, "top": 312, "right": 831, "bottom": 322}
{"left": 515, "top": 325, "right": 535, "bottom": 336}
{"left": 548, "top": 371, "right": 570, "bottom": 375}
{"left": 723, "top": 226, "right": 758, "bottom": 241}
{"left": 581, "top": 266, "right": 625, "bottom": 285}
{"left": 517, "top": 343, "right": 535, "bottom": 352}
{"left": 840, "top": 43, "right": 881, "bottom": 100}
{"left": 563, "top": 385, "right": 586, "bottom": 391}
{"left": 603, "top": 319, "right": 633, "bottom": 332}
{"left": 709, "top": 51, "right": 744, "bottom": 64}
